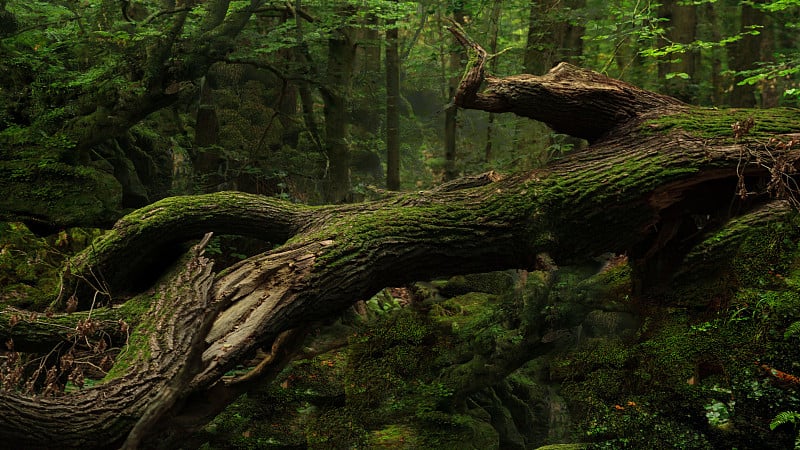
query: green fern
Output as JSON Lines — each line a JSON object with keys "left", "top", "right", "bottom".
{"left": 770, "top": 410, "right": 800, "bottom": 430}
{"left": 785, "top": 321, "right": 800, "bottom": 339}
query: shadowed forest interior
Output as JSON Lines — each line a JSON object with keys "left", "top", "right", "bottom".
{"left": 2, "top": 1, "right": 800, "bottom": 449}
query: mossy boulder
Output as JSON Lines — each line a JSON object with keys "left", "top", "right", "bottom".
{"left": 440, "top": 270, "right": 519, "bottom": 297}
{"left": 0, "top": 161, "right": 122, "bottom": 230}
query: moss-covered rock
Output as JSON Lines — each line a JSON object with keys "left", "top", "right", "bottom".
{"left": 440, "top": 271, "right": 520, "bottom": 297}
{"left": 0, "top": 160, "right": 122, "bottom": 230}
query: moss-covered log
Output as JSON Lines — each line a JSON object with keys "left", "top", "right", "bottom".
{"left": 3, "top": 32, "right": 800, "bottom": 447}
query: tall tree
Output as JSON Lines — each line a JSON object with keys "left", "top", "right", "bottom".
{"left": 523, "top": 0, "right": 585, "bottom": 74}
{"left": 386, "top": 2, "right": 401, "bottom": 190}
{"left": 657, "top": 0, "right": 698, "bottom": 102}
{"left": 520, "top": 0, "right": 587, "bottom": 161}
{"left": 443, "top": 4, "right": 467, "bottom": 181}
{"left": 322, "top": 24, "right": 357, "bottom": 203}
{"left": 483, "top": 0, "right": 502, "bottom": 164}
{"left": 729, "top": 0, "right": 766, "bottom": 107}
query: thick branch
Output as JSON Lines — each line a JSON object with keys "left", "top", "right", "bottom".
{"left": 61, "top": 191, "right": 308, "bottom": 306}
{"left": 448, "top": 26, "right": 686, "bottom": 142}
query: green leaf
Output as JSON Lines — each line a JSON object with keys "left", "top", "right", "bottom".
{"left": 665, "top": 72, "right": 690, "bottom": 80}
{"left": 770, "top": 411, "right": 800, "bottom": 430}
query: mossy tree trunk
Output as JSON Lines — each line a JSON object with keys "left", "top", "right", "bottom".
{"left": 3, "top": 30, "right": 800, "bottom": 449}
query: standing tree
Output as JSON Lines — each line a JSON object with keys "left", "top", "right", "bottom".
{"left": 657, "top": 0, "right": 698, "bottom": 102}
{"left": 322, "top": 19, "right": 357, "bottom": 203}
{"left": 443, "top": 3, "right": 468, "bottom": 181}
{"left": 729, "top": 0, "right": 767, "bottom": 107}
{"left": 483, "top": 0, "right": 502, "bottom": 164}
{"left": 385, "top": 2, "right": 401, "bottom": 191}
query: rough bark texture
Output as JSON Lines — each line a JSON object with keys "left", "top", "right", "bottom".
{"left": 3, "top": 29, "right": 800, "bottom": 448}
{"left": 386, "top": 7, "right": 401, "bottom": 190}
{"left": 449, "top": 27, "right": 686, "bottom": 143}
{"left": 658, "top": 0, "right": 698, "bottom": 102}
{"left": 323, "top": 27, "right": 356, "bottom": 203}
{"left": 0, "top": 237, "right": 217, "bottom": 449}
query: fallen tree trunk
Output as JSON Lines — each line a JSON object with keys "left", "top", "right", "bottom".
{"left": 2, "top": 31, "right": 800, "bottom": 448}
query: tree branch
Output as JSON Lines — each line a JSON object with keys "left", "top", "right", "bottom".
{"left": 447, "top": 25, "right": 686, "bottom": 142}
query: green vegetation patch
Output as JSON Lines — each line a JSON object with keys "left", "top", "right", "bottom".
{"left": 645, "top": 107, "right": 800, "bottom": 141}
{"left": 0, "top": 160, "right": 122, "bottom": 228}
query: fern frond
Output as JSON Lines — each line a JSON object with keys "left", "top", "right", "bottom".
{"left": 784, "top": 321, "right": 800, "bottom": 339}
{"left": 770, "top": 410, "right": 800, "bottom": 430}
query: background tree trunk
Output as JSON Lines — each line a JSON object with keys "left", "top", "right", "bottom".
{"left": 658, "top": 0, "right": 698, "bottom": 102}
{"left": 729, "top": 1, "right": 765, "bottom": 107}
{"left": 323, "top": 28, "right": 356, "bottom": 203}
{"left": 484, "top": 0, "right": 502, "bottom": 164}
{"left": 444, "top": 7, "right": 467, "bottom": 181}
{"left": 386, "top": 4, "right": 401, "bottom": 191}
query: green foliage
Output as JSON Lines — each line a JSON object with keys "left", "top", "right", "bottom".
{"left": 784, "top": 321, "right": 800, "bottom": 339}
{"left": 584, "top": 404, "right": 712, "bottom": 449}
{"left": 771, "top": 410, "right": 800, "bottom": 430}
{"left": 0, "top": 222, "right": 102, "bottom": 308}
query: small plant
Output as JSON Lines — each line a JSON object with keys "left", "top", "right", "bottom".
{"left": 770, "top": 410, "right": 800, "bottom": 448}
{"left": 785, "top": 321, "right": 800, "bottom": 339}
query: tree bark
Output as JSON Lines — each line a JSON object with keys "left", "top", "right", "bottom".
{"left": 443, "top": 8, "right": 467, "bottom": 181}
{"left": 323, "top": 29, "right": 356, "bottom": 203}
{"left": 3, "top": 29, "right": 800, "bottom": 448}
{"left": 658, "top": 0, "right": 698, "bottom": 102}
{"left": 484, "top": 0, "right": 502, "bottom": 164}
{"left": 386, "top": 4, "right": 401, "bottom": 191}
{"left": 729, "top": 0, "right": 766, "bottom": 107}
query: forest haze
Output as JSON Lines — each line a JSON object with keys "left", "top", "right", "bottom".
{"left": 2, "top": 1, "right": 800, "bottom": 449}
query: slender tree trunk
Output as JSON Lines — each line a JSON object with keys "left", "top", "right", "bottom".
{"left": 323, "top": 29, "right": 356, "bottom": 203}
{"left": 523, "top": 0, "right": 585, "bottom": 73}
{"left": 706, "top": 3, "right": 725, "bottom": 106}
{"left": 354, "top": 21, "right": 383, "bottom": 136}
{"left": 484, "top": 0, "right": 501, "bottom": 164}
{"left": 658, "top": 0, "right": 698, "bottom": 102}
{"left": 293, "top": 0, "right": 322, "bottom": 151}
{"left": 519, "top": 0, "right": 587, "bottom": 161}
{"left": 759, "top": 13, "right": 779, "bottom": 108}
{"left": 729, "top": 1, "right": 765, "bottom": 107}
{"left": 386, "top": 5, "right": 401, "bottom": 191}
{"left": 444, "top": 8, "right": 466, "bottom": 181}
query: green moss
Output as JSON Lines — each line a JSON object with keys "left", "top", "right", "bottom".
{"left": 430, "top": 292, "right": 499, "bottom": 330}
{"left": 368, "top": 424, "right": 420, "bottom": 448}
{"left": 644, "top": 107, "right": 800, "bottom": 141}
{"left": 417, "top": 414, "right": 499, "bottom": 449}
{"left": 101, "top": 318, "right": 152, "bottom": 381}
{"left": 731, "top": 218, "right": 800, "bottom": 289}
{"left": 0, "top": 160, "right": 122, "bottom": 227}
{"left": 533, "top": 445, "right": 587, "bottom": 450}
{"left": 0, "top": 222, "right": 105, "bottom": 309}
